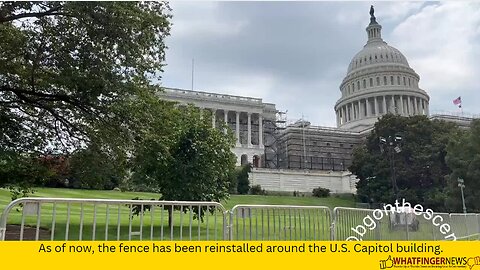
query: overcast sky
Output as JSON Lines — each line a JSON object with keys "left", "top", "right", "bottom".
{"left": 161, "top": 1, "right": 480, "bottom": 127}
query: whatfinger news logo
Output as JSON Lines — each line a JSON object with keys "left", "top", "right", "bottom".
{"left": 379, "top": 255, "right": 480, "bottom": 269}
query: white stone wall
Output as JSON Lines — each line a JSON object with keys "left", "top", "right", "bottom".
{"left": 249, "top": 168, "right": 358, "bottom": 194}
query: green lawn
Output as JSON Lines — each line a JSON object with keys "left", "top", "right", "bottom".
{"left": 0, "top": 187, "right": 355, "bottom": 241}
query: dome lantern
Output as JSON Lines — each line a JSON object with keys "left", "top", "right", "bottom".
{"left": 366, "top": 5, "right": 383, "bottom": 43}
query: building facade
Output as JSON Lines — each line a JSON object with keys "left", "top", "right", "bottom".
{"left": 158, "top": 87, "right": 276, "bottom": 166}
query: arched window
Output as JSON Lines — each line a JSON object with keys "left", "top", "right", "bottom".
{"left": 376, "top": 77, "right": 380, "bottom": 86}
{"left": 383, "top": 76, "right": 387, "bottom": 85}
{"left": 363, "top": 79, "right": 366, "bottom": 89}
{"left": 397, "top": 76, "right": 401, "bottom": 85}
{"left": 408, "top": 78, "right": 411, "bottom": 87}
{"left": 403, "top": 77, "right": 406, "bottom": 85}
{"left": 369, "top": 78, "right": 373, "bottom": 87}
{"left": 390, "top": 76, "right": 394, "bottom": 85}
{"left": 357, "top": 81, "right": 360, "bottom": 90}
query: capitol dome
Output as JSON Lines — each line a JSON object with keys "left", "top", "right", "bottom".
{"left": 347, "top": 43, "right": 409, "bottom": 74}
{"left": 334, "top": 7, "right": 430, "bottom": 131}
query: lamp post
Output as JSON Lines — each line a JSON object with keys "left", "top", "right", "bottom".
{"left": 379, "top": 135, "right": 402, "bottom": 200}
{"left": 457, "top": 178, "right": 467, "bottom": 214}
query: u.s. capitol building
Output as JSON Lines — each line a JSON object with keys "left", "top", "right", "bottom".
{"left": 159, "top": 9, "right": 475, "bottom": 194}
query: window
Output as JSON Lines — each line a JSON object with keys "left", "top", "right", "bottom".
{"left": 375, "top": 55, "right": 378, "bottom": 60}
{"left": 403, "top": 77, "right": 406, "bottom": 85}
{"left": 397, "top": 76, "right": 401, "bottom": 85}
{"left": 376, "top": 77, "right": 380, "bottom": 86}
{"left": 369, "top": 78, "right": 373, "bottom": 87}
{"left": 348, "top": 85, "right": 350, "bottom": 94}
{"left": 326, "top": 143, "right": 330, "bottom": 146}
{"left": 408, "top": 78, "right": 411, "bottom": 87}
{"left": 363, "top": 79, "right": 366, "bottom": 88}
{"left": 390, "top": 76, "right": 394, "bottom": 85}
{"left": 383, "top": 76, "right": 387, "bottom": 85}
{"left": 357, "top": 81, "right": 360, "bottom": 90}
{"left": 340, "top": 144, "right": 344, "bottom": 147}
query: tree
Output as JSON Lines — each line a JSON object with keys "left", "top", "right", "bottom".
{"left": 236, "top": 164, "right": 251, "bottom": 194}
{"left": 445, "top": 119, "right": 480, "bottom": 212}
{"left": 0, "top": 2, "right": 172, "bottom": 189}
{"left": 130, "top": 105, "right": 237, "bottom": 226}
{"left": 350, "top": 114, "right": 457, "bottom": 211}
{"left": 68, "top": 144, "right": 125, "bottom": 190}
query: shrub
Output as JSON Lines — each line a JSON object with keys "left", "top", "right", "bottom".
{"left": 236, "top": 164, "right": 252, "bottom": 194}
{"left": 249, "top": 184, "right": 266, "bottom": 195}
{"left": 312, "top": 187, "right": 330, "bottom": 198}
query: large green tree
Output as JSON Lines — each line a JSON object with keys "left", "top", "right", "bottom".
{"left": 350, "top": 114, "right": 458, "bottom": 211}
{"left": 0, "top": 2, "right": 171, "bottom": 188}
{"left": 130, "top": 105, "right": 236, "bottom": 225}
{"left": 445, "top": 119, "right": 480, "bottom": 212}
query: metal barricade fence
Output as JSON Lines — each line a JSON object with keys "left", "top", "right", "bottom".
{"left": 333, "top": 207, "right": 458, "bottom": 241}
{"left": 0, "top": 198, "right": 228, "bottom": 241}
{"left": 449, "top": 213, "right": 480, "bottom": 241}
{"left": 1, "top": 197, "right": 479, "bottom": 241}
{"left": 229, "top": 205, "right": 332, "bottom": 241}
{"left": 333, "top": 207, "right": 380, "bottom": 240}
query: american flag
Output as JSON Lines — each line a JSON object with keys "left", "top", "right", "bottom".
{"left": 453, "top": 96, "right": 462, "bottom": 108}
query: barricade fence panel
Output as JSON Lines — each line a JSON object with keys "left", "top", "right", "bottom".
{"left": 0, "top": 198, "right": 227, "bottom": 241}
{"left": 1, "top": 198, "right": 479, "bottom": 241}
{"left": 229, "top": 205, "right": 332, "bottom": 241}
{"left": 449, "top": 213, "right": 480, "bottom": 241}
{"left": 333, "top": 207, "right": 464, "bottom": 241}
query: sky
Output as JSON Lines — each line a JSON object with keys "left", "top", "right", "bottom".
{"left": 161, "top": 1, "right": 480, "bottom": 127}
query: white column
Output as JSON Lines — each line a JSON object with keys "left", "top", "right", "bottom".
{"left": 382, "top": 95, "right": 387, "bottom": 115}
{"left": 212, "top": 109, "right": 216, "bottom": 128}
{"left": 357, "top": 100, "right": 363, "bottom": 119}
{"left": 374, "top": 97, "right": 378, "bottom": 116}
{"left": 391, "top": 95, "right": 395, "bottom": 114}
{"left": 350, "top": 103, "right": 354, "bottom": 120}
{"left": 224, "top": 110, "right": 229, "bottom": 133}
{"left": 247, "top": 112, "right": 252, "bottom": 146}
{"left": 258, "top": 114, "right": 263, "bottom": 147}
{"left": 366, "top": 98, "right": 371, "bottom": 117}
{"left": 344, "top": 106, "right": 348, "bottom": 122}
{"left": 235, "top": 111, "right": 240, "bottom": 145}
{"left": 415, "top": 97, "right": 419, "bottom": 115}
{"left": 407, "top": 96, "right": 411, "bottom": 115}
{"left": 400, "top": 95, "right": 404, "bottom": 115}
{"left": 426, "top": 101, "right": 429, "bottom": 115}
{"left": 336, "top": 111, "right": 340, "bottom": 126}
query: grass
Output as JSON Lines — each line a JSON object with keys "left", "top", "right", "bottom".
{"left": 0, "top": 187, "right": 355, "bottom": 241}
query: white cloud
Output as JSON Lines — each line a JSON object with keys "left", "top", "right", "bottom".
{"left": 391, "top": 2, "right": 480, "bottom": 95}
{"left": 170, "top": 2, "right": 248, "bottom": 38}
